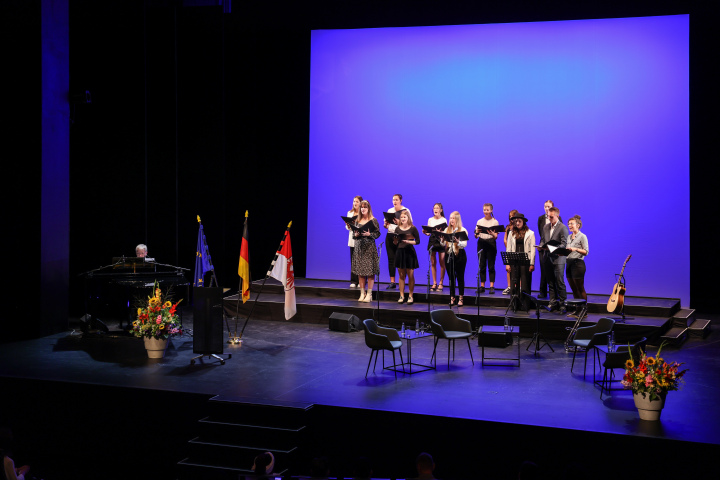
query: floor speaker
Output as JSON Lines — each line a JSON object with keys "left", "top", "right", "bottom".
{"left": 193, "top": 287, "right": 224, "bottom": 354}
{"left": 329, "top": 312, "right": 361, "bottom": 332}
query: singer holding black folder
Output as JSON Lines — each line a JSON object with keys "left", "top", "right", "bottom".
{"left": 425, "top": 203, "right": 447, "bottom": 291}
{"left": 352, "top": 200, "right": 381, "bottom": 302}
{"left": 383, "top": 194, "right": 411, "bottom": 290}
{"left": 505, "top": 213, "right": 536, "bottom": 312}
{"left": 345, "top": 195, "right": 363, "bottom": 288}
{"left": 441, "top": 211, "right": 469, "bottom": 307}
{"left": 393, "top": 210, "right": 421, "bottom": 305}
{"left": 474, "top": 203, "right": 499, "bottom": 294}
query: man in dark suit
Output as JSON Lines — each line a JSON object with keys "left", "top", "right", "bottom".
{"left": 537, "top": 200, "right": 562, "bottom": 298}
{"left": 539, "top": 206, "right": 568, "bottom": 313}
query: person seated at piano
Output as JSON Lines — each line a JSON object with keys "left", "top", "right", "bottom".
{"left": 136, "top": 244, "right": 148, "bottom": 258}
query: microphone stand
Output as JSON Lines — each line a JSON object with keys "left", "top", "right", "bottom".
{"left": 427, "top": 247, "right": 433, "bottom": 318}
{"left": 474, "top": 248, "right": 483, "bottom": 337}
{"left": 375, "top": 240, "right": 384, "bottom": 326}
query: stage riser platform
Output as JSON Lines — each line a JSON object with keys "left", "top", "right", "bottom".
{"left": 224, "top": 292, "right": 675, "bottom": 344}
{"left": 249, "top": 279, "right": 681, "bottom": 317}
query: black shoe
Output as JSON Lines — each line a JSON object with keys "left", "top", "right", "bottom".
{"left": 479, "top": 286, "right": 486, "bottom": 293}
{"left": 538, "top": 294, "right": 548, "bottom": 299}
{"left": 489, "top": 287, "right": 495, "bottom": 294}
{"left": 385, "top": 283, "right": 397, "bottom": 290}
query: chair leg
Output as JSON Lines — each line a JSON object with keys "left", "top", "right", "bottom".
{"left": 571, "top": 346, "right": 578, "bottom": 372}
{"left": 466, "top": 338, "right": 474, "bottom": 365}
{"left": 365, "top": 349, "right": 375, "bottom": 378}
{"left": 391, "top": 350, "right": 397, "bottom": 380}
{"left": 431, "top": 337, "right": 439, "bottom": 367}
{"left": 600, "top": 367, "right": 608, "bottom": 398}
{"left": 398, "top": 348, "right": 405, "bottom": 373}
{"left": 583, "top": 349, "right": 588, "bottom": 379}
{"left": 447, "top": 340, "right": 451, "bottom": 369}
{"left": 373, "top": 350, "right": 380, "bottom": 372}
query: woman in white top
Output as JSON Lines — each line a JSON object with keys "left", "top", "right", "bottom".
{"left": 441, "top": 211, "right": 469, "bottom": 307}
{"left": 505, "top": 213, "right": 535, "bottom": 312}
{"left": 474, "top": 203, "right": 499, "bottom": 294}
{"left": 383, "top": 194, "right": 410, "bottom": 290}
{"left": 425, "top": 203, "right": 447, "bottom": 291}
{"left": 345, "top": 195, "right": 363, "bottom": 287}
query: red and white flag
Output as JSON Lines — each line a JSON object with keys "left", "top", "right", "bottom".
{"left": 268, "top": 228, "right": 297, "bottom": 320}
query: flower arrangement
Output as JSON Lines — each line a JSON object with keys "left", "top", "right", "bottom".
{"left": 621, "top": 341, "right": 687, "bottom": 401}
{"left": 131, "top": 283, "right": 183, "bottom": 339}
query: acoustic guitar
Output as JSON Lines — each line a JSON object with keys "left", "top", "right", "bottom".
{"left": 607, "top": 255, "right": 632, "bottom": 313}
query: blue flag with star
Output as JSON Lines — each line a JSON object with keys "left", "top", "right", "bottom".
{"left": 194, "top": 223, "right": 214, "bottom": 287}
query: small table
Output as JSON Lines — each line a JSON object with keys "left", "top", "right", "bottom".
{"left": 398, "top": 329, "right": 435, "bottom": 374}
{"left": 480, "top": 325, "right": 520, "bottom": 367}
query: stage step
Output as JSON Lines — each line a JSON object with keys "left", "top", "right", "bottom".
{"left": 176, "top": 397, "right": 311, "bottom": 479}
{"left": 688, "top": 318, "right": 712, "bottom": 338}
{"left": 660, "top": 326, "right": 688, "bottom": 346}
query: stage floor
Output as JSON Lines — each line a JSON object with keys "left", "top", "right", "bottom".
{"left": 1, "top": 312, "right": 718, "bottom": 448}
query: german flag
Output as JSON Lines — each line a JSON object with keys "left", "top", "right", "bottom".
{"left": 238, "top": 211, "right": 251, "bottom": 303}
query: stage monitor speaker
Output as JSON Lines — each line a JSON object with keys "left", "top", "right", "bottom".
{"left": 479, "top": 331, "right": 513, "bottom": 348}
{"left": 329, "top": 312, "right": 361, "bottom": 332}
{"left": 193, "top": 287, "right": 224, "bottom": 354}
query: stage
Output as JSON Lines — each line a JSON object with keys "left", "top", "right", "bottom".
{"left": 0, "top": 292, "right": 718, "bottom": 479}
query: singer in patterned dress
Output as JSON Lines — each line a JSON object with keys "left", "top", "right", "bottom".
{"left": 352, "top": 200, "right": 381, "bottom": 302}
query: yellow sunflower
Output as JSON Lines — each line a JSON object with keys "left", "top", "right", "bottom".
{"left": 148, "top": 297, "right": 161, "bottom": 308}
{"left": 625, "top": 359, "right": 635, "bottom": 369}
{"left": 137, "top": 308, "right": 143, "bottom": 316}
{"left": 647, "top": 357, "right": 656, "bottom": 365}
{"left": 163, "top": 301, "right": 172, "bottom": 308}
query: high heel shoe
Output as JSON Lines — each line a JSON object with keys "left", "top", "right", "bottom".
{"left": 358, "top": 290, "right": 366, "bottom": 301}
{"left": 362, "top": 291, "right": 372, "bottom": 302}
{"left": 430, "top": 284, "right": 437, "bottom": 291}
{"left": 438, "top": 283, "right": 444, "bottom": 290}
{"left": 449, "top": 297, "right": 455, "bottom": 306}
{"left": 458, "top": 296, "right": 464, "bottom": 307}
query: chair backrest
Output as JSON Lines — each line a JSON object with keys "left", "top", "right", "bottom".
{"left": 430, "top": 309, "right": 471, "bottom": 335}
{"left": 587, "top": 317, "right": 615, "bottom": 347}
{"left": 362, "top": 319, "right": 391, "bottom": 350}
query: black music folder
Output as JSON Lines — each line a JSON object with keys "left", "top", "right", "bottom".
{"left": 436, "top": 230, "right": 469, "bottom": 242}
{"left": 382, "top": 210, "right": 406, "bottom": 223}
{"left": 475, "top": 224, "right": 505, "bottom": 234}
{"left": 422, "top": 223, "right": 447, "bottom": 234}
{"left": 349, "top": 221, "right": 378, "bottom": 234}
{"left": 341, "top": 215, "right": 358, "bottom": 224}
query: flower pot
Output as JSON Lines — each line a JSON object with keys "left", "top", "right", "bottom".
{"left": 633, "top": 391, "right": 666, "bottom": 421}
{"left": 144, "top": 337, "right": 169, "bottom": 358}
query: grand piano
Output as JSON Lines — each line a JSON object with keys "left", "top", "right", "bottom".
{"left": 84, "top": 257, "right": 190, "bottom": 329}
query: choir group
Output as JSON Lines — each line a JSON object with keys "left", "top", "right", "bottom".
{"left": 344, "top": 196, "right": 589, "bottom": 316}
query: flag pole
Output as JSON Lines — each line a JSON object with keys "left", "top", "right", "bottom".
{"left": 230, "top": 211, "right": 250, "bottom": 344}
{"left": 238, "top": 221, "right": 292, "bottom": 338}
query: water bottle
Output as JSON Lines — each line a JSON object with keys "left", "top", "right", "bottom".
{"left": 607, "top": 334, "right": 613, "bottom": 352}
{"left": 610, "top": 332, "right": 615, "bottom": 351}
{"left": 415, "top": 319, "right": 420, "bottom": 334}
{"left": 401, "top": 322, "right": 405, "bottom": 337}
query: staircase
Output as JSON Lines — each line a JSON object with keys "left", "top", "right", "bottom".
{"left": 177, "top": 397, "right": 312, "bottom": 479}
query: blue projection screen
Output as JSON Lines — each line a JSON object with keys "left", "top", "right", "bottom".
{"left": 308, "top": 15, "right": 689, "bottom": 306}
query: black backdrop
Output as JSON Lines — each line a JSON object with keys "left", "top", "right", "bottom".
{"left": 5, "top": 0, "right": 719, "bottom": 340}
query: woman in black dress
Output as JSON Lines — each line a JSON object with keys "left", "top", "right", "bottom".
{"left": 394, "top": 209, "right": 421, "bottom": 305}
{"left": 351, "top": 200, "right": 381, "bottom": 302}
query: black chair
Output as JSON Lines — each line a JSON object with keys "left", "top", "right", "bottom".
{"left": 598, "top": 337, "right": 647, "bottom": 398}
{"left": 429, "top": 309, "right": 474, "bottom": 369}
{"left": 570, "top": 317, "right": 615, "bottom": 380}
{"left": 362, "top": 319, "right": 405, "bottom": 379}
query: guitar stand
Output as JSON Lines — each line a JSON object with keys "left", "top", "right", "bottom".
{"left": 608, "top": 273, "right": 633, "bottom": 323}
